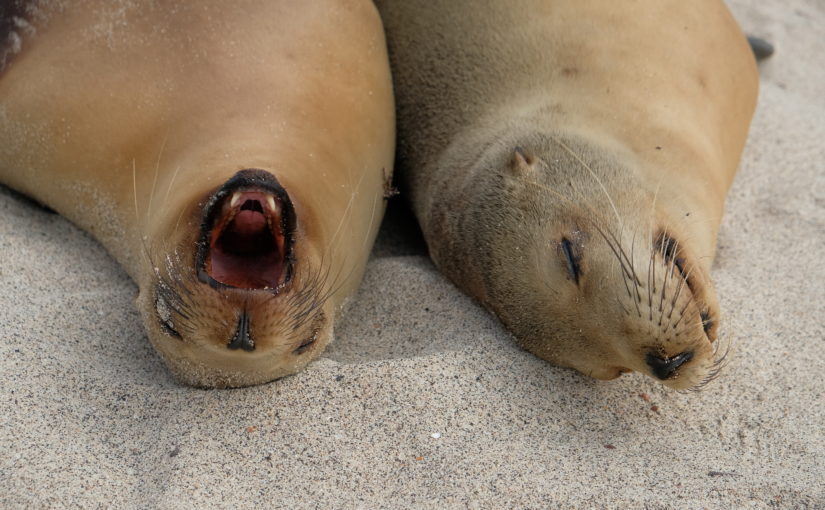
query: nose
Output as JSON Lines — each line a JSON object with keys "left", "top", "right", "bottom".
{"left": 646, "top": 351, "right": 693, "bottom": 380}
{"left": 228, "top": 311, "right": 255, "bottom": 351}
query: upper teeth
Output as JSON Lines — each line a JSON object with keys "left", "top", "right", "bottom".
{"left": 230, "top": 192, "right": 241, "bottom": 208}
{"left": 267, "top": 196, "right": 277, "bottom": 213}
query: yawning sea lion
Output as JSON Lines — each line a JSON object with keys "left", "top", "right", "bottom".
{"left": 0, "top": 0, "right": 395, "bottom": 387}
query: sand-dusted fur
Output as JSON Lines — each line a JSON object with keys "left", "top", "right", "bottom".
{"left": 0, "top": 0, "right": 395, "bottom": 387}
{"left": 376, "top": 0, "right": 758, "bottom": 388}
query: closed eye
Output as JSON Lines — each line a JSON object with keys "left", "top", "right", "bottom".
{"left": 155, "top": 294, "right": 182, "bottom": 339}
{"left": 293, "top": 329, "right": 319, "bottom": 355}
{"left": 561, "top": 237, "right": 580, "bottom": 285}
{"left": 159, "top": 319, "right": 182, "bottom": 339}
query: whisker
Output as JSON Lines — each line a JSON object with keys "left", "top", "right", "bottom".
{"left": 146, "top": 133, "right": 168, "bottom": 222}
{"left": 658, "top": 237, "right": 679, "bottom": 320}
{"left": 162, "top": 165, "right": 181, "bottom": 215}
{"left": 591, "top": 223, "right": 635, "bottom": 283}
{"left": 132, "top": 158, "right": 140, "bottom": 225}
{"left": 171, "top": 206, "right": 187, "bottom": 240}
{"left": 361, "top": 190, "right": 380, "bottom": 253}
{"left": 553, "top": 136, "right": 622, "bottom": 228}
{"left": 669, "top": 264, "right": 694, "bottom": 318}
{"left": 615, "top": 295, "right": 630, "bottom": 316}
{"left": 663, "top": 266, "right": 695, "bottom": 333}
{"left": 605, "top": 227, "right": 642, "bottom": 287}
{"left": 670, "top": 300, "right": 694, "bottom": 331}
{"left": 630, "top": 226, "right": 641, "bottom": 304}
{"left": 647, "top": 244, "right": 654, "bottom": 317}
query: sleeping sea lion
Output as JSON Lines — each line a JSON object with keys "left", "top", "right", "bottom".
{"left": 376, "top": 0, "right": 759, "bottom": 389}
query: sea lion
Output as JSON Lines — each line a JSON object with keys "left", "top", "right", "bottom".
{"left": 376, "top": 0, "right": 759, "bottom": 389}
{"left": 0, "top": 0, "right": 395, "bottom": 387}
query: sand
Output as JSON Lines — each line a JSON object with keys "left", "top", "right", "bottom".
{"left": 1, "top": 0, "right": 823, "bottom": 507}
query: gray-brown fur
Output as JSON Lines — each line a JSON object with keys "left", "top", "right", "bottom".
{"left": 376, "top": 0, "right": 758, "bottom": 388}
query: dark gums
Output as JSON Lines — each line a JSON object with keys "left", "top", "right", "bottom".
{"left": 196, "top": 169, "right": 297, "bottom": 292}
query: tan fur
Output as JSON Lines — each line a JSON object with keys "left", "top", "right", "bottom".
{"left": 376, "top": 0, "right": 758, "bottom": 388}
{"left": 0, "top": 0, "right": 395, "bottom": 387}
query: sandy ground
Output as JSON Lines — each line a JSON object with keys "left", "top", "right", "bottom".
{"left": 1, "top": 0, "right": 823, "bottom": 508}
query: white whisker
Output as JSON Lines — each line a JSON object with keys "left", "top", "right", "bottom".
{"left": 554, "top": 136, "right": 622, "bottom": 228}
{"left": 146, "top": 133, "right": 168, "bottom": 222}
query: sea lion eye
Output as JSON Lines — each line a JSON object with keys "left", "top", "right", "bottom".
{"left": 155, "top": 295, "right": 182, "bottom": 339}
{"left": 292, "top": 331, "right": 318, "bottom": 354}
{"left": 293, "top": 329, "right": 319, "bottom": 355}
{"left": 560, "top": 237, "right": 580, "bottom": 284}
{"left": 159, "top": 320, "right": 181, "bottom": 339}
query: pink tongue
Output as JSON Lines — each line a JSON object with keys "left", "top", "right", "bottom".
{"left": 233, "top": 209, "right": 267, "bottom": 236}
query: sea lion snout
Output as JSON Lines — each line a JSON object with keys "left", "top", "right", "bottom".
{"left": 646, "top": 351, "right": 694, "bottom": 380}
{"left": 139, "top": 168, "right": 329, "bottom": 385}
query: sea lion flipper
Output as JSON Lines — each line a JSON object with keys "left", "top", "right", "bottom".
{"left": 747, "top": 35, "right": 774, "bottom": 61}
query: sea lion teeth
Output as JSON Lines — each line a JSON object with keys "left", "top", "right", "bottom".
{"left": 229, "top": 191, "right": 241, "bottom": 209}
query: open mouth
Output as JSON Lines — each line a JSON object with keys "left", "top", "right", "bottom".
{"left": 196, "top": 169, "right": 295, "bottom": 291}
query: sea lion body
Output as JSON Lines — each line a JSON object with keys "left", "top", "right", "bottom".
{"left": 0, "top": 0, "right": 395, "bottom": 387}
{"left": 376, "top": 0, "right": 758, "bottom": 388}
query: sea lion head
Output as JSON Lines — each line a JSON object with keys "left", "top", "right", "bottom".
{"left": 135, "top": 169, "right": 337, "bottom": 388}
{"left": 430, "top": 131, "right": 726, "bottom": 390}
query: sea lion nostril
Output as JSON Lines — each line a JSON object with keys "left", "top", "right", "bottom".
{"left": 646, "top": 351, "right": 694, "bottom": 380}
{"left": 228, "top": 311, "right": 255, "bottom": 352}
{"left": 700, "top": 310, "right": 713, "bottom": 334}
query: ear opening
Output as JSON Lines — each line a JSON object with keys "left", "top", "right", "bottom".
{"left": 510, "top": 146, "right": 536, "bottom": 176}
